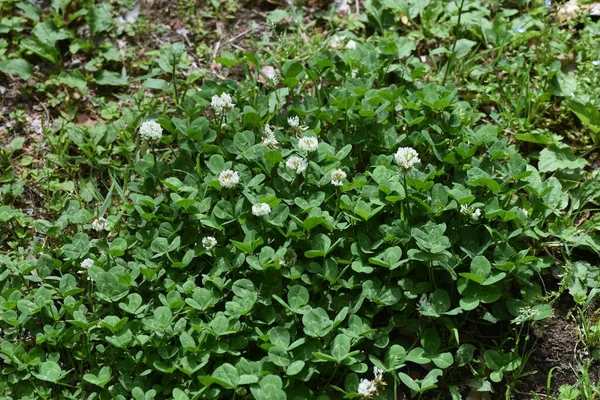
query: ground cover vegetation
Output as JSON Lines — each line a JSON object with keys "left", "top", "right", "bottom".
{"left": 1, "top": 0, "right": 600, "bottom": 398}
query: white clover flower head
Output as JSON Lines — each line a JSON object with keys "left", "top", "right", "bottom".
{"left": 91, "top": 217, "right": 109, "bottom": 232}
{"left": 593, "top": 60, "right": 600, "bottom": 66}
{"left": 522, "top": 208, "right": 529, "bottom": 217}
{"left": 265, "top": 124, "right": 274, "bottom": 136}
{"left": 77, "top": 270, "right": 92, "bottom": 280}
{"left": 220, "top": 93, "right": 233, "bottom": 107}
{"left": 139, "top": 120, "right": 163, "bottom": 141}
{"left": 512, "top": 306, "right": 541, "bottom": 324}
{"left": 358, "top": 379, "right": 377, "bottom": 398}
{"left": 331, "top": 169, "right": 347, "bottom": 186}
{"left": 287, "top": 115, "right": 308, "bottom": 133}
{"left": 252, "top": 202, "right": 271, "bottom": 216}
{"left": 279, "top": 248, "right": 297, "bottom": 267}
{"left": 262, "top": 135, "right": 278, "bottom": 148}
{"left": 373, "top": 367, "right": 384, "bottom": 380}
{"left": 394, "top": 147, "right": 420, "bottom": 172}
{"left": 418, "top": 293, "right": 432, "bottom": 311}
{"left": 351, "top": 69, "right": 358, "bottom": 78}
{"left": 298, "top": 136, "right": 319, "bottom": 153}
{"left": 346, "top": 40, "right": 357, "bottom": 50}
{"left": 202, "top": 236, "right": 217, "bottom": 251}
{"left": 262, "top": 124, "right": 279, "bottom": 149}
{"left": 286, "top": 156, "right": 308, "bottom": 174}
{"left": 211, "top": 93, "right": 235, "bottom": 115}
{"left": 460, "top": 205, "right": 482, "bottom": 221}
{"left": 288, "top": 116, "right": 300, "bottom": 128}
{"left": 81, "top": 258, "right": 94, "bottom": 269}
{"left": 516, "top": 27, "right": 526, "bottom": 33}
{"left": 328, "top": 35, "right": 342, "bottom": 49}
{"left": 218, "top": 169, "right": 240, "bottom": 189}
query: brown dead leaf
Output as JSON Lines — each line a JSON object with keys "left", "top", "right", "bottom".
{"left": 257, "top": 65, "right": 278, "bottom": 84}
{"left": 77, "top": 112, "right": 102, "bottom": 126}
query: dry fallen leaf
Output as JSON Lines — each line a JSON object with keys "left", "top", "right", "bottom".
{"left": 258, "top": 65, "right": 278, "bottom": 84}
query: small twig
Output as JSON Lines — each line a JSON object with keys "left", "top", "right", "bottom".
{"left": 32, "top": 94, "right": 51, "bottom": 123}
{"left": 212, "top": 40, "right": 221, "bottom": 61}
{"left": 226, "top": 29, "right": 251, "bottom": 44}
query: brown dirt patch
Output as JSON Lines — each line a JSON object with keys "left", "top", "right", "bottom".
{"left": 514, "top": 317, "right": 600, "bottom": 398}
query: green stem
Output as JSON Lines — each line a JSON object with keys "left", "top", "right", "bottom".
{"left": 400, "top": 172, "right": 407, "bottom": 221}
{"left": 442, "top": 0, "right": 466, "bottom": 86}
{"left": 326, "top": 363, "right": 340, "bottom": 387}
{"left": 333, "top": 189, "right": 340, "bottom": 220}
{"left": 172, "top": 53, "right": 179, "bottom": 106}
{"left": 429, "top": 257, "right": 436, "bottom": 289}
{"left": 400, "top": 199, "right": 405, "bottom": 222}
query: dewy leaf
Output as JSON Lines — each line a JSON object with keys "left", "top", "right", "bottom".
{"left": 538, "top": 146, "right": 587, "bottom": 173}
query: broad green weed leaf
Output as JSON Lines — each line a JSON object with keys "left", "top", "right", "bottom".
{"left": 0, "top": 59, "right": 33, "bottom": 80}
{"left": 538, "top": 146, "right": 587, "bottom": 173}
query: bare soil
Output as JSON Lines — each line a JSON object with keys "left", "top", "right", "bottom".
{"left": 514, "top": 317, "right": 600, "bottom": 398}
